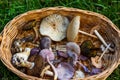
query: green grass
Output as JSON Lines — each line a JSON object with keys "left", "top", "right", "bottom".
{"left": 0, "top": 0, "right": 120, "bottom": 80}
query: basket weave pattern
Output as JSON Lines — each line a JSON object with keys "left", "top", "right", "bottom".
{"left": 0, "top": 7, "right": 120, "bottom": 80}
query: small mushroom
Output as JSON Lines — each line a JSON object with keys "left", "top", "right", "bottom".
{"left": 57, "top": 50, "right": 68, "bottom": 58}
{"left": 67, "top": 50, "right": 78, "bottom": 66}
{"left": 20, "top": 60, "right": 34, "bottom": 69}
{"left": 66, "top": 42, "right": 80, "bottom": 65}
{"left": 40, "top": 14, "right": 69, "bottom": 41}
{"left": 39, "top": 49, "right": 57, "bottom": 79}
{"left": 80, "top": 40, "right": 98, "bottom": 58}
{"left": 12, "top": 48, "right": 34, "bottom": 69}
{"left": 100, "top": 45, "right": 109, "bottom": 53}
{"left": 98, "top": 44, "right": 111, "bottom": 62}
{"left": 30, "top": 47, "right": 41, "bottom": 55}
{"left": 78, "top": 62, "right": 90, "bottom": 73}
{"left": 56, "top": 62, "right": 75, "bottom": 80}
{"left": 40, "top": 65, "right": 50, "bottom": 77}
{"left": 27, "top": 54, "right": 45, "bottom": 77}
{"left": 44, "top": 70, "right": 54, "bottom": 76}
{"left": 66, "top": 42, "right": 80, "bottom": 55}
{"left": 79, "top": 55, "right": 88, "bottom": 61}
{"left": 91, "top": 56, "right": 102, "bottom": 68}
{"left": 67, "top": 16, "right": 97, "bottom": 42}
{"left": 40, "top": 36, "right": 51, "bottom": 50}
{"left": 90, "top": 67, "right": 102, "bottom": 75}
{"left": 74, "top": 70, "right": 85, "bottom": 78}
{"left": 47, "top": 56, "right": 58, "bottom": 80}
{"left": 13, "top": 39, "right": 38, "bottom": 52}
{"left": 39, "top": 49, "right": 55, "bottom": 61}
{"left": 94, "top": 30, "right": 114, "bottom": 52}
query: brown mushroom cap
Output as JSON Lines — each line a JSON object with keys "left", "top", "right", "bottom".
{"left": 67, "top": 16, "right": 80, "bottom": 42}
{"left": 40, "top": 14, "right": 69, "bottom": 41}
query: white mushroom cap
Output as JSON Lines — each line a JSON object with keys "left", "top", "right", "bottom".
{"left": 67, "top": 16, "right": 97, "bottom": 42}
{"left": 40, "top": 14, "right": 69, "bottom": 41}
{"left": 67, "top": 16, "right": 80, "bottom": 42}
{"left": 74, "top": 70, "right": 85, "bottom": 78}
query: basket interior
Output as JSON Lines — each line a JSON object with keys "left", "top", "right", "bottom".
{"left": 0, "top": 8, "right": 120, "bottom": 79}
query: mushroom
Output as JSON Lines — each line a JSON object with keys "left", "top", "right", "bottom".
{"left": 90, "top": 67, "right": 102, "bottom": 75}
{"left": 39, "top": 49, "right": 57, "bottom": 80}
{"left": 13, "top": 38, "right": 38, "bottom": 52}
{"left": 26, "top": 54, "right": 45, "bottom": 77}
{"left": 91, "top": 56, "right": 102, "bottom": 68}
{"left": 79, "top": 55, "right": 88, "bottom": 61}
{"left": 56, "top": 62, "right": 75, "bottom": 80}
{"left": 66, "top": 42, "right": 80, "bottom": 55}
{"left": 40, "top": 36, "right": 51, "bottom": 50}
{"left": 12, "top": 48, "right": 35, "bottom": 69}
{"left": 40, "top": 14, "right": 69, "bottom": 41}
{"left": 30, "top": 47, "right": 41, "bottom": 55}
{"left": 66, "top": 42, "right": 80, "bottom": 65}
{"left": 39, "top": 49, "right": 55, "bottom": 61}
{"left": 74, "top": 70, "right": 85, "bottom": 78}
{"left": 98, "top": 44, "right": 111, "bottom": 62}
{"left": 67, "top": 16, "right": 97, "bottom": 42}
{"left": 47, "top": 56, "right": 58, "bottom": 80}
{"left": 57, "top": 50, "right": 68, "bottom": 58}
{"left": 100, "top": 45, "right": 109, "bottom": 53}
{"left": 80, "top": 40, "right": 98, "bottom": 58}
{"left": 44, "top": 70, "right": 54, "bottom": 76}
{"left": 40, "top": 65, "right": 50, "bottom": 77}
{"left": 78, "top": 62, "right": 90, "bottom": 73}
{"left": 94, "top": 30, "right": 114, "bottom": 52}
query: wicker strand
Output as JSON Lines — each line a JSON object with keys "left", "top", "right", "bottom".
{"left": 0, "top": 35, "right": 2, "bottom": 42}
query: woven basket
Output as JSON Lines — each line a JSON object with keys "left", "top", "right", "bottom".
{"left": 0, "top": 7, "right": 120, "bottom": 80}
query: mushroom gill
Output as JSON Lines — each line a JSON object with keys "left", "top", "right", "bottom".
{"left": 40, "top": 14, "right": 69, "bottom": 41}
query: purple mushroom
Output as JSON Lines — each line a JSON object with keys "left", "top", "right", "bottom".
{"left": 56, "top": 62, "right": 75, "bottom": 80}
{"left": 39, "top": 49, "right": 55, "bottom": 61}
{"left": 30, "top": 47, "right": 40, "bottom": 55}
{"left": 39, "top": 49, "right": 57, "bottom": 80}
{"left": 40, "top": 36, "right": 51, "bottom": 49}
{"left": 66, "top": 42, "right": 80, "bottom": 55}
{"left": 90, "top": 67, "right": 102, "bottom": 75}
{"left": 66, "top": 42, "right": 80, "bottom": 66}
{"left": 67, "top": 50, "right": 78, "bottom": 66}
{"left": 79, "top": 55, "right": 88, "bottom": 61}
{"left": 78, "top": 62, "right": 90, "bottom": 73}
{"left": 57, "top": 50, "right": 68, "bottom": 58}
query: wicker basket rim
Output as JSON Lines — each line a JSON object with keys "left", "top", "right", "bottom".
{"left": 0, "top": 6, "right": 120, "bottom": 80}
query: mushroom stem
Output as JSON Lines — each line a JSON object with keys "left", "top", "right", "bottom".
{"left": 40, "top": 65, "right": 50, "bottom": 77}
{"left": 45, "top": 70, "right": 54, "bottom": 76}
{"left": 91, "top": 56, "right": 102, "bottom": 68}
{"left": 94, "top": 30, "right": 114, "bottom": 52}
{"left": 79, "top": 30, "right": 97, "bottom": 39}
{"left": 98, "top": 44, "right": 111, "bottom": 62}
{"left": 24, "top": 48, "right": 31, "bottom": 56}
{"left": 47, "top": 56, "right": 58, "bottom": 80}
{"left": 21, "top": 61, "right": 35, "bottom": 69}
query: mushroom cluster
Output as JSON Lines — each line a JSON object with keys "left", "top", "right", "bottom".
{"left": 11, "top": 14, "right": 115, "bottom": 79}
